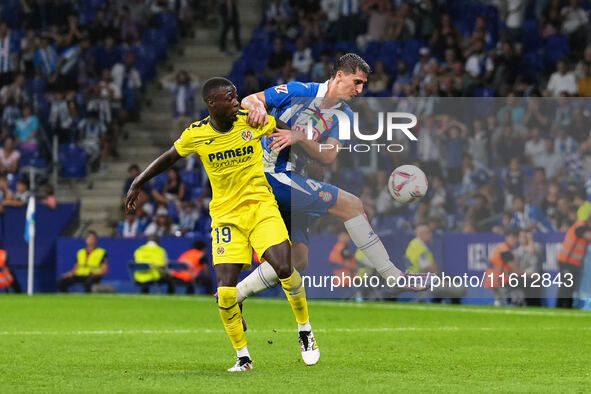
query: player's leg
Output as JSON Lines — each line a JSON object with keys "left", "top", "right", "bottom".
{"left": 214, "top": 263, "right": 252, "bottom": 371}
{"left": 327, "top": 188, "right": 406, "bottom": 282}
{"left": 250, "top": 202, "right": 319, "bottom": 365}
{"left": 212, "top": 223, "right": 253, "bottom": 371}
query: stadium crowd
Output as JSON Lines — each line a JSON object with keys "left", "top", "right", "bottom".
{"left": 116, "top": 0, "right": 591, "bottom": 240}
{"left": 0, "top": 0, "right": 202, "bottom": 208}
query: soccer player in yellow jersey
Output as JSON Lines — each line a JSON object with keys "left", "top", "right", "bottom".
{"left": 125, "top": 77, "right": 319, "bottom": 372}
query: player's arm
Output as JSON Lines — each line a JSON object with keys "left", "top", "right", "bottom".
{"left": 241, "top": 91, "right": 268, "bottom": 127}
{"left": 296, "top": 135, "right": 341, "bottom": 165}
{"left": 126, "top": 147, "right": 181, "bottom": 212}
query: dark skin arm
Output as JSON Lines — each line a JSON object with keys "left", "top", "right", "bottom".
{"left": 125, "top": 147, "right": 182, "bottom": 212}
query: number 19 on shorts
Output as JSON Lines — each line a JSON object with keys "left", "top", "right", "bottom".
{"left": 215, "top": 226, "right": 232, "bottom": 244}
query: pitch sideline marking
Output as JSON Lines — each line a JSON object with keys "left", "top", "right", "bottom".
{"left": 1, "top": 326, "right": 589, "bottom": 336}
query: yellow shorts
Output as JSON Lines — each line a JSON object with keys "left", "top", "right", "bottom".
{"left": 211, "top": 199, "right": 289, "bottom": 267}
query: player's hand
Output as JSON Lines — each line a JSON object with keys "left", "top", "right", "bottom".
{"left": 125, "top": 185, "right": 140, "bottom": 213}
{"left": 268, "top": 127, "right": 296, "bottom": 151}
{"left": 246, "top": 106, "right": 268, "bottom": 128}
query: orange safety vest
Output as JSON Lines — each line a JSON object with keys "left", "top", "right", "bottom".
{"left": 171, "top": 249, "right": 205, "bottom": 282}
{"left": 329, "top": 242, "right": 357, "bottom": 287}
{"left": 0, "top": 250, "right": 14, "bottom": 288}
{"left": 485, "top": 242, "right": 512, "bottom": 288}
{"left": 557, "top": 220, "right": 590, "bottom": 267}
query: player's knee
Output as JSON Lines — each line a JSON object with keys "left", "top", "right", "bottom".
{"left": 344, "top": 195, "right": 364, "bottom": 218}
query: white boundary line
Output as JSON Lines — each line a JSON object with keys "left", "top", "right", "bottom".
{"left": 1, "top": 326, "right": 589, "bottom": 336}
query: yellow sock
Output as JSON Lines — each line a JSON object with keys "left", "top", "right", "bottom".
{"left": 279, "top": 270, "right": 309, "bottom": 325}
{"left": 217, "top": 286, "right": 247, "bottom": 350}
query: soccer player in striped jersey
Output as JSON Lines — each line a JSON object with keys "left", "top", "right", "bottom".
{"left": 236, "top": 53, "right": 425, "bottom": 303}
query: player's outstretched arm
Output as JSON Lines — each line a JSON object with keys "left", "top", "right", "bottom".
{"left": 295, "top": 136, "right": 340, "bottom": 165}
{"left": 125, "top": 147, "right": 181, "bottom": 212}
{"left": 241, "top": 91, "right": 268, "bottom": 127}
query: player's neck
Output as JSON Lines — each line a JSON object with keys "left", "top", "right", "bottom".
{"left": 322, "top": 79, "right": 342, "bottom": 109}
{"left": 210, "top": 116, "right": 234, "bottom": 133}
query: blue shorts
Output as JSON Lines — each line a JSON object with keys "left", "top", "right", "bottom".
{"left": 265, "top": 172, "right": 339, "bottom": 245}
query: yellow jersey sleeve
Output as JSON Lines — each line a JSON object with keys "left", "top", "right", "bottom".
{"left": 253, "top": 115, "right": 276, "bottom": 139}
{"left": 173, "top": 126, "right": 195, "bottom": 157}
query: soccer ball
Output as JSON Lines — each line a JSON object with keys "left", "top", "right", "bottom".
{"left": 388, "top": 165, "right": 428, "bottom": 204}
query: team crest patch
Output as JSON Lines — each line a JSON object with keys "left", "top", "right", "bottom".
{"left": 217, "top": 246, "right": 225, "bottom": 255}
{"left": 319, "top": 191, "right": 333, "bottom": 202}
{"left": 242, "top": 130, "right": 253, "bottom": 141}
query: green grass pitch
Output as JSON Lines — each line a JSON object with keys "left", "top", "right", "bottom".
{"left": 1, "top": 295, "right": 590, "bottom": 393}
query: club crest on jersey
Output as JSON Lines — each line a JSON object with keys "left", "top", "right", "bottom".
{"left": 319, "top": 191, "right": 332, "bottom": 202}
{"left": 274, "top": 84, "right": 288, "bottom": 94}
{"left": 242, "top": 130, "right": 253, "bottom": 141}
{"left": 217, "top": 246, "right": 225, "bottom": 255}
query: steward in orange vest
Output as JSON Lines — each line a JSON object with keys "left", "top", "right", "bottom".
{"left": 0, "top": 247, "right": 22, "bottom": 293}
{"left": 485, "top": 229, "right": 521, "bottom": 289}
{"left": 556, "top": 218, "right": 591, "bottom": 308}
{"left": 170, "top": 240, "right": 213, "bottom": 294}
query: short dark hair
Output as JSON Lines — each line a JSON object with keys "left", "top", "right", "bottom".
{"left": 87, "top": 230, "right": 98, "bottom": 238}
{"left": 202, "top": 77, "right": 234, "bottom": 103}
{"left": 128, "top": 164, "right": 140, "bottom": 172}
{"left": 331, "top": 53, "right": 371, "bottom": 78}
{"left": 505, "top": 228, "right": 519, "bottom": 237}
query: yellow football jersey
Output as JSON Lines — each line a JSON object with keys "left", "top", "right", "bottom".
{"left": 174, "top": 111, "right": 277, "bottom": 220}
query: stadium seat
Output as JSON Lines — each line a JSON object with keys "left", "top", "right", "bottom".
{"left": 58, "top": 144, "right": 88, "bottom": 178}
{"left": 543, "top": 35, "right": 570, "bottom": 69}
{"left": 522, "top": 19, "right": 543, "bottom": 51}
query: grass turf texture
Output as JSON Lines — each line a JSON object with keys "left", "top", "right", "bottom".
{"left": 1, "top": 295, "right": 590, "bottom": 393}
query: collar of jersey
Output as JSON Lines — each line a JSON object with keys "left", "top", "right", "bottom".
{"left": 209, "top": 122, "right": 234, "bottom": 134}
{"left": 315, "top": 80, "right": 344, "bottom": 110}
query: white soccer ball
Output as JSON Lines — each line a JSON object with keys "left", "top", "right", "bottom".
{"left": 388, "top": 165, "right": 428, "bottom": 204}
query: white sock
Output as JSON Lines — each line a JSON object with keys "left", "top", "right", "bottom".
{"left": 236, "top": 262, "right": 279, "bottom": 303}
{"left": 237, "top": 346, "right": 250, "bottom": 358}
{"left": 344, "top": 215, "right": 402, "bottom": 280}
{"left": 298, "top": 321, "right": 312, "bottom": 332}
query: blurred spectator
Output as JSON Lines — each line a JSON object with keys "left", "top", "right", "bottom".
{"left": 577, "top": 61, "right": 591, "bottom": 96}
{"left": 523, "top": 100, "right": 550, "bottom": 131}
{"left": 117, "top": 211, "right": 141, "bottom": 238}
{"left": 386, "top": 2, "right": 415, "bottom": 40}
{"left": 0, "top": 242, "right": 21, "bottom": 293}
{"left": 123, "top": 164, "right": 150, "bottom": 197}
{"left": 492, "top": 41, "right": 520, "bottom": 95}
{"left": 240, "top": 69, "right": 260, "bottom": 98}
{"left": 486, "top": 228, "right": 520, "bottom": 306}
{"left": 111, "top": 52, "right": 142, "bottom": 120}
{"left": 414, "top": 201, "right": 430, "bottom": 227}
{"left": 42, "top": 183, "right": 57, "bottom": 209}
{"left": 0, "top": 136, "right": 20, "bottom": 174}
{"left": 219, "top": 0, "right": 241, "bottom": 54}
{"left": 465, "top": 39, "right": 494, "bottom": 83}
{"left": 541, "top": 181, "right": 560, "bottom": 224}
{"left": 499, "top": 0, "right": 527, "bottom": 40}
{"left": 33, "top": 36, "right": 58, "bottom": 78}
{"left": 413, "top": 47, "right": 435, "bottom": 78}
{"left": 264, "top": 0, "right": 293, "bottom": 32}
{"left": 265, "top": 36, "right": 292, "bottom": 79}
{"left": 144, "top": 206, "right": 180, "bottom": 237}
{"left": 292, "top": 38, "right": 313, "bottom": 74}
{"left": 511, "top": 195, "right": 555, "bottom": 233}
{"left": 367, "top": 61, "right": 390, "bottom": 95}
{"left": 573, "top": 188, "right": 591, "bottom": 221}
{"left": 78, "top": 110, "right": 107, "bottom": 171}
{"left": 310, "top": 50, "right": 332, "bottom": 82}
{"left": 2, "top": 178, "right": 30, "bottom": 208}
{"left": 466, "top": 193, "right": 492, "bottom": 232}
{"left": 525, "top": 127, "right": 546, "bottom": 166}
{"left": 538, "top": 138, "right": 563, "bottom": 178}
{"left": 0, "top": 23, "right": 17, "bottom": 88}
{"left": 428, "top": 175, "right": 448, "bottom": 221}
{"left": 160, "top": 70, "right": 200, "bottom": 141}
{"left": 540, "top": 2, "right": 562, "bottom": 39}
{"left": 546, "top": 60, "right": 578, "bottom": 97}
{"left": 178, "top": 201, "right": 200, "bottom": 235}
{"left": 513, "top": 230, "right": 542, "bottom": 306}
{"left": 49, "top": 92, "right": 73, "bottom": 142}
{"left": 14, "top": 104, "right": 39, "bottom": 151}
{"left": 554, "top": 128, "right": 578, "bottom": 158}
{"left": 0, "top": 73, "right": 28, "bottom": 106}
{"left": 2, "top": 98, "right": 20, "bottom": 137}
{"left": 416, "top": 115, "right": 441, "bottom": 177}
{"left": 526, "top": 168, "right": 548, "bottom": 206}
{"left": 467, "top": 119, "right": 489, "bottom": 165}
{"left": 359, "top": 0, "right": 390, "bottom": 43}
{"left": 441, "top": 121, "right": 467, "bottom": 184}
{"left": 560, "top": 0, "right": 590, "bottom": 54}
{"left": 152, "top": 167, "right": 185, "bottom": 204}
{"left": 495, "top": 125, "right": 523, "bottom": 166}
{"left": 171, "top": 240, "right": 214, "bottom": 294}
{"left": 57, "top": 231, "right": 108, "bottom": 293}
